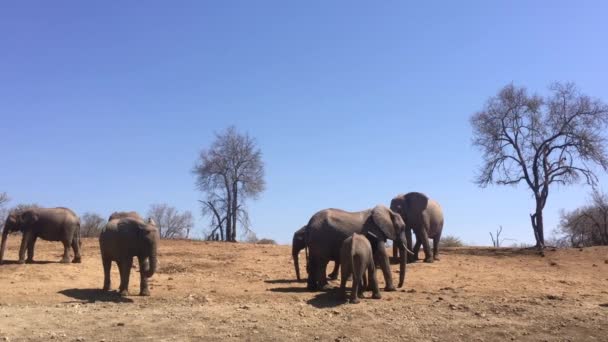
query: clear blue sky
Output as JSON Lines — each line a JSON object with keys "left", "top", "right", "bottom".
{"left": 1, "top": 1, "right": 607, "bottom": 245}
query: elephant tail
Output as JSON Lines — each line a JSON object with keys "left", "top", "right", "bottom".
{"left": 304, "top": 225, "right": 310, "bottom": 275}
{"left": 75, "top": 218, "right": 82, "bottom": 247}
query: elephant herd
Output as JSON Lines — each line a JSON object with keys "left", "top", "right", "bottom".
{"left": 0, "top": 208, "right": 159, "bottom": 296}
{"left": 293, "top": 192, "right": 444, "bottom": 303}
{"left": 0, "top": 191, "right": 444, "bottom": 304}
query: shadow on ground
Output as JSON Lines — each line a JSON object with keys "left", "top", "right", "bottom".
{"left": 59, "top": 288, "right": 134, "bottom": 303}
{"left": 1, "top": 260, "right": 62, "bottom": 265}
{"left": 264, "top": 279, "right": 304, "bottom": 284}
{"left": 306, "top": 288, "right": 345, "bottom": 308}
{"left": 267, "top": 286, "right": 310, "bottom": 293}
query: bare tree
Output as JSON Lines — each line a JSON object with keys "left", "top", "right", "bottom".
{"left": 489, "top": 226, "right": 503, "bottom": 248}
{"left": 471, "top": 83, "right": 608, "bottom": 248}
{"left": 558, "top": 189, "right": 608, "bottom": 247}
{"left": 80, "top": 212, "right": 106, "bottom": 238}
{"left": 0, "top": 193, "right": 9, "bottom": 231}
{"left": 147, "top": 203, "right": 194, "bottom": 239}
{"left": 193, "top": 126, "right": 265, "bottom": 242}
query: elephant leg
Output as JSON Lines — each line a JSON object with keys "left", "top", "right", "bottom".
{"left": 71, "top": 233, "right": 81, "bottom": 263}
{"left": 118, "top": 258, "right": 133, "bottom": 296}
{"left": 319, "top": 259, "right": 331, "bottom": 289}
{"left": 60, "top": 240, "right": 71, "bottom": 263}
{"left": 26, "top": 235, "right": 38, "bottom": 263}
{"left": 374, "top": 240, "right": 396, "bottom": 291}
{"left": 350, "top": 268, "right": 361, "bottom": 304}
{"left": 102, "top": 257, "right": 112, "bottom": 291}
{"left": 406, "top": 228, "right": 416, "bottom": 263}
{"left": 413, "top": 239, "right": 422, "bottom": 260}
{"left": 327, "top": 261, "right": 339, "bottom": 280}
{"left": 138, "top": 256, "right": 150, "bottom": 296}
{"left": 306, "top": 256, "right": 321, "bottom": 291}
{"left": 18, "top": 231, "right": 33, "bottom": 264}
{"left": 339, "top": 259, "right": 350, "bottom": 301}
{"left": 420, "top": 227, "right": 433, "bottom": 263}
{"left": 368, "top": 261, "right": 381, "bottom": 299}
{"left": 433, "top": 234, "right": 441, "bottom": 261}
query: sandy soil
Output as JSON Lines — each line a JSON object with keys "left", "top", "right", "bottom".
{"left": 0, "top": 237, "right": 607, "bottom": 342}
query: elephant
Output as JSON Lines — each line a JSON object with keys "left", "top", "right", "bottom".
{"left": 0, "top": 207, "right": 82, "bottom": 264}
{"left": 99, "top": 216, "right": 159, "bottom": 296}
{"left": 292, "top": 226, "right": 339, "bottom": 281}
{"left": 305, "top": 205, "right": 410, "bottom": 292}
{"left": 390, "top": 192, "right": 444, "bottom": 263}
{"left": 108, "top": 211, "right": 144, "bottom": 222}
{"left": 339, "top": 233, "right": 381, "bottom": 304}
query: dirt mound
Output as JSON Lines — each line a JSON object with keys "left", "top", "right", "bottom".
{"left": 0, "top": 238, "right": 606, "bottom": 341}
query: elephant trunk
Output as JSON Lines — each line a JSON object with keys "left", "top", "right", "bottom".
{"left": 397, "top": 230, "right": 407, "bottom": 288}
{"left": 292, "top": 244, "right": 301, "bottom": 281}
{"left": 144, "top": 250, "right": 157, "bottom": 278}
{"left": 0, "top": 227, "right": 9, "bottom": 264}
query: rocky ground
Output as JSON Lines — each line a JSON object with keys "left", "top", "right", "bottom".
{"left": 0, "top": 238, "right": 607, "bottom": 341}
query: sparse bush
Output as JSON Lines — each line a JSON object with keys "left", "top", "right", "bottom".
{"left": 558, "top": 190, "right": 608, "bottom": 247}
{"left": 439, "top": 235, "right": 464, "bottom": 247}
{"left": 80, "top": 212, "right": 105, "bottom": 238}
{"left": 256, "top": 238, "right": 277, "bottom": 245}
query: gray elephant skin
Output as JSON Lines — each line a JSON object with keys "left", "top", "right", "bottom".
{"left": 390, "top": 192, "right": 444, "bottom": 263}
{"left": 305, "top": 205, "right": 409, "bottom": 291}
{"left": 339, "top": 233, "right": 381, "bottom": 304}
{"left": 99, "top": 216, "right": 159, "bottom": 296}
{"left": 292, "top": 226, "right": 339, "bottom": 281}
{"left": 0, "top": 207, "right": 82, "bottom": 264}
{"left": 108, "top": 211, "right": 145, "bottom": 222}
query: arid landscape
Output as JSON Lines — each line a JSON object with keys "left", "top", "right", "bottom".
{"left": 0, "top": 238, "right": 606, "bottom": 342}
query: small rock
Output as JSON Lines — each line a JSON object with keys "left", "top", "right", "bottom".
{"left": 240, "top": 305, "right": 250, "bottom": 310}
{"left": 116, "top": 322, "right": 125, "bottom": 327}
{"left": 592, "top": 264, "right": 598, "bottom": 267}
{"left": 315, "top": 336, "right": 320, "bottom": 340}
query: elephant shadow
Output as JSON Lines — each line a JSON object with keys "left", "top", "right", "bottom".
{"left": 1, "top": 260, "right": 59, "bottom": 265}
{"left": 306, "top": 288, "right": 345, "bottom": 308}
{"left": 58, "top": 288, "right": 134, "bottom": 303}
{"left": 264, "top": 279, "right": 305, "bottom": 284}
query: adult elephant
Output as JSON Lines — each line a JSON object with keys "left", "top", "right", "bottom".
{"left": 99, "top": 216, "right": 159, "bottom": 296}
{"left": 0, "top": 207, "right": 82, "bottom": 264}
{"left": 108, "top": 211, "right": 144, "bottom": 222}
{"left": 292, "top": 226, "right": 339, "bottom": 281}
{"left": 305, "top": 205, "right": 409, "bottom": 291}
{"left": 390, "top": 192, "right": 444, "bottom": 263}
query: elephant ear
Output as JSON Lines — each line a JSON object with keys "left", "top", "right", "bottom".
{"left": 21, "top": 211, "right": 39, "bottom": 225}
{"left": 370, "top": 205, "right": 396, "bottom": 241}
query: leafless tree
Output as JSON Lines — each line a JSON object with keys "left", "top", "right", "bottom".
{"left": 147, "top": 203, "right": 194, "bottom": 239}
{"left": 558, "top": 189, "right": 608, "bottom": 247}
{"left": 0, "top": 193, "right": 9, "bottom": 231}
{"left": 193, "top": 126, "right": 265, "bottom": 242}
{"left": 471, "top": 83, "right": 608, "bottom": 248}
{"left": 489, "top": 226, "right": 503, "bottom": 247}
{"left": 80, "top": 212, "right": 106, "bottom": 237}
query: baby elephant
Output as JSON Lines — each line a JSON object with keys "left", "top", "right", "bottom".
{"left": 339, "top": 233, "right": 381, "bottom": 304}
{"left": 99, "top": 217, "right": 159, "bottom": 296}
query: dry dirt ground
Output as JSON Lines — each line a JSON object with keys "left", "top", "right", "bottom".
{"left": 0, "top": 238, "right": 607, "bottom": 342}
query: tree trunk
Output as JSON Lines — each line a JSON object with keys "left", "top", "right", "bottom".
{"left": 231, "top": 181, "right": 238, "bottom": 242}
{"left": 530, "top": 198, "right": 546, "bottom": 249}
